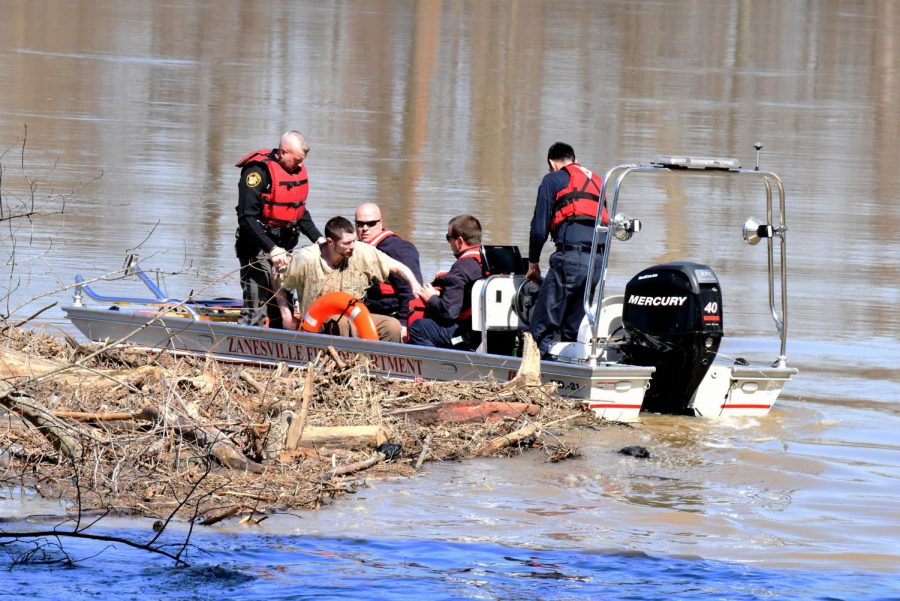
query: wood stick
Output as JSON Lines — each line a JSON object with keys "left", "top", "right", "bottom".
{"left": 219, "top": 490, "right": 276, "bottom": 502}
{"left": 284, "top": 363, "right": 314, "bottom": 451}
{"left": 141, "top": 404, "right": 265, "bottom": 473}
{"left": 322, "top": 451, "right": 385, "bottom": 480}
{"left": 415, "top": 433, "right": 433, "bottom": 470}
{"left": 476, "top": 423, "right": 539, "bottom": 456}
{"left": 0, "top": 385, "right": 83, "bottom": 462}
{"left": 53, "top": 410, "right": 144, "bottom": 422}
{"left": 327, "top": 346, "right": 346, "bottom": 370}
{"left": 239, "top": 370, "right": 266, "bottom": 395}
{"left": 502, "top": 332, "right": 542, "bottom": 390}
{"left": 200, "top": 505, "right": 242, "bottom": 526}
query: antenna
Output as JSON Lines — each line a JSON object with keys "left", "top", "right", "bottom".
{"left": 753, "top": 143, "right": 763, "bottom": 171}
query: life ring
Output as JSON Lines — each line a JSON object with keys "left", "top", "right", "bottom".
{"left": 300, "top": 291, "right": 379, "bottom": 340}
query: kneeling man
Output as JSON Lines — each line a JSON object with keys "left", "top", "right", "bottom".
{"left": 276, "top": 216, "right": 423, "bottom": 342}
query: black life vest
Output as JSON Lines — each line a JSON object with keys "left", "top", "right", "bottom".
{"left": 551, "top": 163, "right": 609, "bottom": 233}
{"left": 235, "top": 148, "right": 309, "bottom": 228}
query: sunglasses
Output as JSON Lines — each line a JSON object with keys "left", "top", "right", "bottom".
{"left": 355, "top": 219, "right": 380, "bottom": 228}
{"left": 445, "top": 232, "right": 455, "bottom": 242}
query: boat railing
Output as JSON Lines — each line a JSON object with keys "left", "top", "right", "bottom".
{"left": 72, "top": 255, "right": 242, "bottom": 319}
{"left": 583, "top": 152, "right": 790, "bottom": 368}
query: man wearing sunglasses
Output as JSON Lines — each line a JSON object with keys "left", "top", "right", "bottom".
{"left": 354, "top": 203, "right": 423, "bottom": 331}
{"left": 234, "top": 130, "right": 325, "bottom": 329}
{"left": 526, "top": 142, "right": 609, "bottom": 357}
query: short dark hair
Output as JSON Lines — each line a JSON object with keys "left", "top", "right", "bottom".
{"left": 325, "top": 216, "right": 355, "bottom": 240}
{"left": 547, "top": 142, "right": 575, "bottom": 163}
{"left": 448, "top": 214, "right": 482, "bottom": 245}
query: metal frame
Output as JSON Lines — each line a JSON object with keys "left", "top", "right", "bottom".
{"left": 582, "top": 161, "right": 790, "bottom": 367}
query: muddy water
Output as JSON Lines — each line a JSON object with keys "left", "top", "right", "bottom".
{"left": 1, "top": 0, "right": 898, "bottom": 595}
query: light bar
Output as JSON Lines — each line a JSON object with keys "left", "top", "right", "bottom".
{"left": 650, "top": 155, "right": 742, "bottom": 170}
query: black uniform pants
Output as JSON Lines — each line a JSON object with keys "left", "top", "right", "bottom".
{"left": 238, "top": 249, "right": 287, "bottom": 329}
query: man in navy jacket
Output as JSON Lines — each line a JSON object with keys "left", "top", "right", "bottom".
{"left": 408, "top": 214, "right": 484, "bottom": 349}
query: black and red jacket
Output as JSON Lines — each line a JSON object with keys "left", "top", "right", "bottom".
{"left": 408, "top": 247, "right": 483, "bottom": 330}
{"left": 235, "top": 148, "right": 309, "bottom": 228}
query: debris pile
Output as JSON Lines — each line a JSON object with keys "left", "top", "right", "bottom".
{"left": 0, "top": 326, "right": 601, "bottom": 524}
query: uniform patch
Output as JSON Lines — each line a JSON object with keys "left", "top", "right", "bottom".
{"left": 245, "top": 172, "right": 262, "bottom": 188}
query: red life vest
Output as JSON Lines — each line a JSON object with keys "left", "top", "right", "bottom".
{"left": 369, "top": 229, "right": 400, "bottom": 295}
{"left": 550, "top": 163, "right": 609, "bottom": 233}
{"left": 406, "top": 246, "right": 483, "bottom": 334}
{"left": 235, "top": 149, "right": 309, "bottom": 228}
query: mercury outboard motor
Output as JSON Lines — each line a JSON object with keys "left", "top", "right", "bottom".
{"left": 621, "top": 262, "right": 723, "bottom": 414}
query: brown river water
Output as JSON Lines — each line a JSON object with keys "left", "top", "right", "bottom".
{"left": 1, "top": 0, "right": 898, "bottom": 577}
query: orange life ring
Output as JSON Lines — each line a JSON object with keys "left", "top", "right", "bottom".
{"left": 299, "top": 291, "right": 379, "bottom": 340}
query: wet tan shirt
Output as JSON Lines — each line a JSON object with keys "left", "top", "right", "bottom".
{"left": 277, "top": 241, "right": 403, "bottom": 316}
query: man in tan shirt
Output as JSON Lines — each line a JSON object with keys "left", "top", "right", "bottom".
{"left": 275, "top": 216, "right": 423, "bottom": 342}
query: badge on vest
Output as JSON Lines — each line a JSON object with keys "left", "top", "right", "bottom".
{"left": 245, "top": 172, "right": 262, "bottom": 187}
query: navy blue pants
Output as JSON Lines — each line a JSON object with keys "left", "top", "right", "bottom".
{"left": 408, "top": 317, "right": 479, "bottom": 350}
{"left": 528, "top": 247, "right": 603, "bottom": 355}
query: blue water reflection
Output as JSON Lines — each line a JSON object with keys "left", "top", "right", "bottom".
{"left": 3, "top": 529, "right": 897, "bottom": 600}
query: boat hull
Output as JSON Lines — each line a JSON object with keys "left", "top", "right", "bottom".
{"left": 63, "top": 306, "right": 654, "bottom": 422}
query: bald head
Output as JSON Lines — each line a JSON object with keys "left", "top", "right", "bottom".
{"left": 277, "top": 130, "right": 309, "bottom": 173}
{"left": 355, "top": 202, "right": 384, "bottom": 243}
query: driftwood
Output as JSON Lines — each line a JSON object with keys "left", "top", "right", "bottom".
{"left": 0, "top": 385, "right": 83, "bottom": 462}
{"left": 1, "top": 325, "right": 586, "bottom": 523}
{"left": 296, "top": 425, "right": 388, "bottom": 449}
{"left": 323, "top": 451, "right": 386, "bottom": 480}
{"left": 239, "top": 370, "right": 265, "bottom": 395}
{"left": 476, "top": 423, "right": 539, "bottom": 456}
{"left": 141, "top": 404, "right": 264, "bottom": 473}
{"left": 326, "top": 346, "right": 347, "bottom": 369}
{"left": 0, "top": 347, "right": 154, "bottom": 388}
{"left": 388, "top": 399, "right": 540, "bottom": 424}
{"left": 501, "top": 332, "right": 542, "bottom": 390}
{"left": 415, "top": 432, "right": 434, "bottom": 470}
{"left": 284, "top": 363, "right": 315, "bottom": 451}
{"left": 199, "top": 505, "right": 242, "bottom": 526}
{"left": 53, "top": 410, "right": 150, "bottom": 422}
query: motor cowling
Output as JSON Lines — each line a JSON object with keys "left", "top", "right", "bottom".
{"left": 621, "top": 262, "right": 723, "bottom": 414}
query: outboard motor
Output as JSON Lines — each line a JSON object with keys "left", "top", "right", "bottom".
{"left": 621, "top": 262, "right": 723, "bottom": 414}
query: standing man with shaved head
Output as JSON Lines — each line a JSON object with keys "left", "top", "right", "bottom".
{"left": 354, "top": 202, "right": 422, "bottom": 332}
{"left": 235, "top": 131, "right": 325, "bottom": 329}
